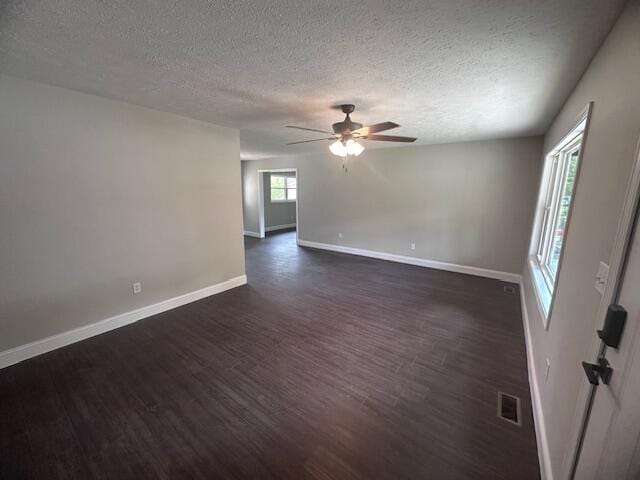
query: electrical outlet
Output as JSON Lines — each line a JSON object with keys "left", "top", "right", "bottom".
{"left": 338, "top": 232, "right": 343, "bottom": 239}
{"left": 594, "top": 261, "right": 609, "bottom": 295}
{"left": 410, "top": 243, "right": 416, "bottom": 250}
{"left": 545, "top": 358, "right": 551, "bottom": 382}
{"left": 132, "top": 282, "right": 142, "bottom": 294}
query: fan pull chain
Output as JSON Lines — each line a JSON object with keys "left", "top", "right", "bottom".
{"left": 342, "top": 156, "right": 349, "bottom": 173}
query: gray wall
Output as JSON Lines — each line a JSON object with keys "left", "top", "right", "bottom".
{"left": 521, "top": 1, "right": 640, "bottom": 477}
{"left": 263, "top": 172, "right": 296, "bottom": 229}
{"left": 0, "top": 74, "right": 245, "bottom": 352}
{"left": 242, "top": 136, "right": 542, "bottom": 274}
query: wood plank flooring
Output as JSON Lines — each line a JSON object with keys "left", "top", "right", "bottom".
{"left": 0, "top": 230, "right": 540, "bottom": 479}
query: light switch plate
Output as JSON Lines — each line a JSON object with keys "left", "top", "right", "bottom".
{"left": 594, "top": 261, "right": 609, "bottom": 295}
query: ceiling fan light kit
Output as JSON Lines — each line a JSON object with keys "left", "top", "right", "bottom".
{"left": 329, "top": 140, "right": 348, "bottom": 157}
{"left": 329, "top": 139, "right": 364, "bottom": 157}
{"left": 345, "top": 139, "right": 364, "bottom": 156}
{"left": 286, "top": 104, "right": 416, "bottom": 158}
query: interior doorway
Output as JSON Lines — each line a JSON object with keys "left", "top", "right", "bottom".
{"left": 257, "top": 168, "right": 298, "bottom": 243}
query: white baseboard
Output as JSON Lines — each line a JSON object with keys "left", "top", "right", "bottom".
{"left": 520, "top": 280, "right": 553, "bottom": 480}
{"left": 265, "top": 223, "right": 296, "bottom": 232}
{"left": 0, "top": 274, "right": 247, "bottom": 370}
{"left": 243, "top": 230, "right": 261, "bottom": 238}
{"left": 297, "top": 239, "right": 521, "bottom": 283}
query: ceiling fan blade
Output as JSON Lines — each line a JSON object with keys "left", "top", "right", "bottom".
{"left": 286, "top": 125, "right": 333, "bottom": 135}
{"left": 353, "top": 122, "right": 399, "bottom": 136}
{"left": 286, "top": 137, "right": 335, "bottom": 145}
{"left": 363, "top": 134, "right": 417, "bottom": 143}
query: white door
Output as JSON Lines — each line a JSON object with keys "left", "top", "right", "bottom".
{"left": 574, "top": 206, "right": 640, "bottom": 479}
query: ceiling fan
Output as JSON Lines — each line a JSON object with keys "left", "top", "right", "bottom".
{"left": 286, "top": 104, "right": 417, "bottom": 157}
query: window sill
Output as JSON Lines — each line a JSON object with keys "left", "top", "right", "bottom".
{"left": 528, "top": 257, "right": 552, "bottom": 330}
{"left": 270, "top": 200, "right": 296, "bottom": 204}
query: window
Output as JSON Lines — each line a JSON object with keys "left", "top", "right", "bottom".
{"left": 530, "top": 107, "right": 589, "bottom": 322}
{"left": 270, "top": 174, "right": 296, "bottom": 202}
{"left": 536, "top": 137, "right": 581, "bottom": 287}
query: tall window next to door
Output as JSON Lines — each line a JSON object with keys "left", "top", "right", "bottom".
{"left": 270, "top": 174, "right": 296, "bottom": 202}
{"left": 530, "top": 106, "right": 590, "bottom": 322}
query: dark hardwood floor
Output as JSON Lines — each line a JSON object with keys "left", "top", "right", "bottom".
{"left": 0, "top": 231, "right": 539, "bottom": 479}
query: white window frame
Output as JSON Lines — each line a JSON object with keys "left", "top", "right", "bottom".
{"left": 269, "top": 173, "right": 296, "bottom": 203}
{"left": 528, "top": 103, "right": 592, "bottom": 328}
{"left": 536, "top": 134, "right": 582, "bottom": 289}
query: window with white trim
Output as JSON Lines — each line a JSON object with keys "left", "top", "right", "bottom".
{"left": 530, "top": 112, "right": 588, "bottom": 319}
{"left": 270, "top": 174, "right": 296, "bottom": 202}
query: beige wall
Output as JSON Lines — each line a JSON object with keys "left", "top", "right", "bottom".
{"left": 0, "top": 74, "right": 245, "bottom": 352}
{"left": 242, "top": 136, "right": 542, "bottom": 275}
{"left": 521, "top": 1, "right": 640, "bottom": 477}
{"left": 263, "top": 172, "right": 296, "bottom": 229}
{"left": 241, "top": 160, "right": 259, "bottom": 232}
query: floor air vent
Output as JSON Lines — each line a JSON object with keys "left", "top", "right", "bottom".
{"left": 503, "top": 285, "right": 515, "bottom": 294}
{"left": 497, "top": 392, "right": 521, "bottom": 426}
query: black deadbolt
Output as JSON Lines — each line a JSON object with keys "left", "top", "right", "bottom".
{"left": 597, "top": 304, "right": 627, "bottom": 349}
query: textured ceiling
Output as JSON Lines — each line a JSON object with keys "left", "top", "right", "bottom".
{"left": 0, "top": 0, "right": 625, "bottom": 159}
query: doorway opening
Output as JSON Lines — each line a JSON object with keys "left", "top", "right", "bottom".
{"left": 257, "top": 168, "right": 298, "bottom": 244}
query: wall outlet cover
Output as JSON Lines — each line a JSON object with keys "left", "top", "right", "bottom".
{"left": 545, "top": 358, "right": 551, "bottom": 382}
{"left": 133, "top": 282, "right": 142, "bottom": 294}
{"left": 595, "top": 261, "right": 609, "bottom": 295}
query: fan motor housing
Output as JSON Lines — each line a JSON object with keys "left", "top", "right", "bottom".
{"left": 332, "top": 119, "right": 363, "bottom": 135}
{"left": 332, "top": 104, "right": 362, "bottom": 134}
